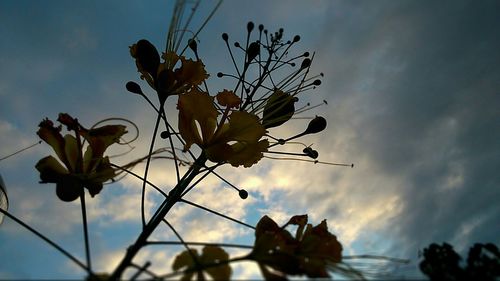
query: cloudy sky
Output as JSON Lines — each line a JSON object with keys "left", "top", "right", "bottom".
{"left": 0, "top": 0, "right": 499, "bottom": 279}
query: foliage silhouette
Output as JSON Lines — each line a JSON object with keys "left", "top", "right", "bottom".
{"left": 420, "top": 242, "right": 500, "bottom": 281}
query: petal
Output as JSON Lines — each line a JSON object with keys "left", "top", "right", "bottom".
{"left": 35, "top": 156, "right": 69, "bottom": 183}
{"left": 216, "top": 90, "right": 241, "bottom": 108}
{"left": 200, "top": 246, "right": 232, "bottom": 280}
{"left": 37, "top": 119, "right": 69, "bottom": 168}
{"left": 64, "top": 134, "right": 79, "bottom": 172}
{"left": 81, "top": 125, "right": 127, "bottom": 159}
{"left": 227, "top": 139, "right": 269, "bottom": 168}
{"left": 176, "top": 57, "right": 209, "bottom": 87}
{"left": 177, "top": 89, "right": 218, "bottom": 150}
{"left": 225, "top": 111, "right": 266, "bottom": 143}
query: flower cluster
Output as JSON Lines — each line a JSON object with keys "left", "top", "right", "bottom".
{"left": 127, "top": 22, "right": 328, "bottom": 169}
{"left": 35, "top": 113, "right": 126, "bottom": 202}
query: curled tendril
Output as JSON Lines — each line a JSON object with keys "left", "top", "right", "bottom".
{"left": 90, "top": 117, "right": 139, "bottom": 145}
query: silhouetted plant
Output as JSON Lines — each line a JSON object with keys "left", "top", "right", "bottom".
{"left": 0, "top": 1, "right": 409, "bottom": 280}
{"left": 420, "top": 242, "right": 500, "bottom": 281}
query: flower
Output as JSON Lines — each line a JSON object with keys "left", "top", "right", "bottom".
{"left": 177, "top": 89, "right": 269, "bottom": 167}
{"left": 250, "top": 215, "right": 343, "bottom": 279}
{"left": 129, "top": 40, "right": 209, "bottom": 103}
{"left": 35, "top": 113, "right": 127, "bottom": 202}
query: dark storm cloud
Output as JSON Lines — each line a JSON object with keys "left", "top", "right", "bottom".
{"left": 320, "top": 0, "right": 500, "bottom": 256}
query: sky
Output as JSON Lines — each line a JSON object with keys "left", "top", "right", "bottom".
{"left": 0, "top": 0, "right": 499, "bottom": 279}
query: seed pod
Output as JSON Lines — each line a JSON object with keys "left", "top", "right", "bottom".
{"left": 262, "top": 90, "right": 296, "bottom": 129}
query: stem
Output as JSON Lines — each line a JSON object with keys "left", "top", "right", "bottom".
{"left": 109, "top": 153, "right": 207, "bottom": 281}
{"left": 0, "top": 207, "right": 90, "bottom": 273}
{"left": 141, "top": 107, "right": 164, "bottom": 228}
{"left": 146, "top": 241, "right": 253, "bottom": 249}
{"left": 80, "top": 190, "right": 92, "bottom": 271}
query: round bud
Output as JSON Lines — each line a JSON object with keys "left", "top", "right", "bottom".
{"left": 188, "top": 38, "right": 197, "bottom": 53}
{"left": 126, "top": 81, "right": 143, "bottom": 95}
{"left": 313, "top": 79, "right": 322, "bottom": 86}
{"left": 234, "top": 42, "right": 240, "bottom": 48}
{"left": 247, "top": 21, "right": 255, "bottom": 33}
{"left": 239, "top": 189, "right": 248, "bottom": 199}
{"left": 222, "top": 33, "right": 228, "bottom": 41}
{"left": 259, "top": 24, "right": 264, "bottom": 31}
{"left": 246, "top": 42, "right": 260, "bottom": 63}
{"left": 293, "top": 35, "right": 301, "bottom": 42}
{"left": 301, "top": 58, "right": 311, "bottom": 69}
{"left": 217, "top": 72, "right": 224, "bottom": 78}
{"left": 303, "top": 52, "right": 310, "bottom": 57}
{"left": 160, "top": 131, "right": 170, "bottom": 139}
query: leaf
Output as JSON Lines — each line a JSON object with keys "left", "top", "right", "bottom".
{"left": 172, "top": 246, "right": 232, "bottom": 281}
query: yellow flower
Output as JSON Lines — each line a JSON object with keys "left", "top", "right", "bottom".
{"left": 250, "top": 215, "right": 343, "bottom": 279}
{"left": 35, "top": 114, "right": 127, "bottom": 202}
{"left": 177, "top": 89, "right": 268, "bottom": 167}
{"left": 129, "top": 40, "right": 208, "bottom": 103}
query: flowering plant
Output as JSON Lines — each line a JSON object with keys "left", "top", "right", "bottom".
{"left": 0, "top": 1, "right": 377, "bottom": 280}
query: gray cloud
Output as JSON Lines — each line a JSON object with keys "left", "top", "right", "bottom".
{"left": 317, "top": 0, "right": 500, "bottom": 263}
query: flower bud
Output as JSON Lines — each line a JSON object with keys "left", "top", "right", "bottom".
{"left": 239, "top": 189, "right": 248, "bottom": 200}
{"left": 246, "top": 41, "right": 260, "bottom": 64}
{"left": 304, "top": 116, "right": 327, "bottom": 135}
{"left": 134, "top": 39, "right": 160, "bottom": 77}
{"left": 126, "top": 81, "right": 143, "bottom": 95}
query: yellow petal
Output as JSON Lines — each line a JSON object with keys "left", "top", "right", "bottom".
{"left": 227, "top": 139, "right": 269, "bottom": 168}
{"left": 64, "top": 134, "right": 79, "bottom": 172}
{"left": 37, "top": 119, "right": 69, "bottom": 168}
{"left": 225, "top": 111, "right": 267, "bottom": 143}
{"left": 177, "top": 89, "right": 219, "bottom": 150}
{"left": 81, "top": 125, "right": 127, "bottom": 159}
{"left": 35, "top": 156, "right": 69, "bottom": 183}
{"left": 216, "top": 90, "right": 242, "bottom": 108}
{"left": 176, "top": 57, "right": 209, "bottom": 86}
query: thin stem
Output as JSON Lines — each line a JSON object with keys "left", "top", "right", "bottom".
{"left": 141, "top": 107, "right": 164, "bottom": 228}
{"left": 80, "top": 190, "right": 92, "bottom": 271}
{"left": 0, "top": 207, "right": 90, "bottom": 273}
{"left": 146, "top": 241, "right": 253, "bottom": 249}
{"left": 179, "top": 199, "right": 255, "bottom": 229}
{"left": 109, "top": 154, "right": 207, "bottom": 281}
